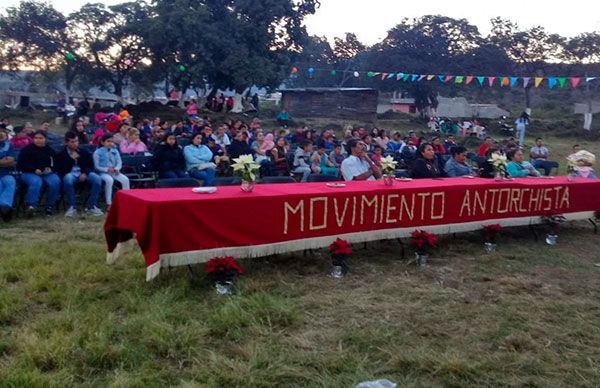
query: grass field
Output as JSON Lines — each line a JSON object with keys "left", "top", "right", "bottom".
{"left": 1, "top": 111, "right": 600, "bottom": 386}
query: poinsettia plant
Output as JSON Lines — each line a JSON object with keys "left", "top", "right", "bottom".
{"left": 206, "top": 256, "right": 243, "bottom": 284}
{"left": 482, "top": 224, "right": 502, "bottom": 243}
{"left": 232, "top": 154, "right": 261, "bottom": 182}
{"left": 410, "top": 230, "right": 436, "bottom": 254}
{"left": 329, "top": 238, "right": 352, "bottom": 274}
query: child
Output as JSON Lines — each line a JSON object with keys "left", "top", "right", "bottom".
{"left": 93, "top": 133, "right": 130, "bottom": 209}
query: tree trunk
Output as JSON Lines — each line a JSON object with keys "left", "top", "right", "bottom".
{"left": 113, "top": 76, "right": 123, "bottom": 99}
{"left": 524, "top": 86, "right": 532, "bottom": 113}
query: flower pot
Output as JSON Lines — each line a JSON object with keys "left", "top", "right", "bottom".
{"left": 545, "top": 234, "right": 558, "bottom": 245}
{"left": 383, "top": 174, "right": 394, "bottom": 186}
{"left": 484, "top": 242, "right": 497, "bottom": 253}
{"left": 494, "top": 172, "right": 504, "bottom": 181}
{"left": 215, "top": 281, "right": 233, "bottom": 295}
{"left": 241, "top": 180, "right": 254, "bottom": 192}
{"left": 415, "top": 252, "right": 428, "bottom": 266}
{"left": 331, "top": 265, "right": 344, "bottom": 279}
{"left": 567, "top": 173, "right": 574, "bottom": 182}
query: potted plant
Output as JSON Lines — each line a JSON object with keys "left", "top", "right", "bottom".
{"left": 488, "top": 152, "right": 508, "bottom": 181}
{"left": 232, "top": 154, "right": 260, "bottom": 192}
{"left": 328, "top": 238, "right": 352, "bottom": 278}
{"left": 410, "top": 230, "right": 436, "bottom": 266}
{"left": 380, "top": 155, "right": 398, "bottom": 186}
{"left": 206, "top": 256, "right": 243, "bottom": 294}
{"left": 482, "top": 224, "right": 502, "bottom": 252}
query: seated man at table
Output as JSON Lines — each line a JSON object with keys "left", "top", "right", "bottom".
{"left": 341, "top": 139, "right": 382, "bottom": 181}
{"left": 444, "top": 146, "right": 475, "bottom": 177}
{"left": 529, "top": 137, "right": 559, "bottom": 176}
{"left": 506, "top": 149, "right": 541, "bottom": 177}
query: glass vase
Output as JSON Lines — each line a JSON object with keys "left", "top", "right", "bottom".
{"left": 331, "top": 265, "right": 344, "bottom": 279}
{"left": 215, "top": 281, "right": 233, "bottom": 295}
{"left": 545, "top": 234, "right": 558, "bottom": 245}
{"left": 415, "top": 252, "right": 428, "bottom": 266}
{"left": 484, "top": 242, "right": 497, "bottom": 253}
{"left": 567, "top": 172, "right": 574, "bottom": 182}
{"left": 241, "top": 180, "right": 254, "bottom": 192}
{"left": 383, "top": 174, "right": 394, "bottom": 186}
{"left": 494, "top": 171, "right": 504, "bottom": 181}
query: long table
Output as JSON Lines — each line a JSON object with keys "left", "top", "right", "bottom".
{"left": 104, "top": 177, "right": 600, "bottom": 281}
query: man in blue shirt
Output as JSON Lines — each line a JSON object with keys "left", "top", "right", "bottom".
{"left": 444, "top": 146, "right": 476, "bottom": 177}
{"left": 0, "top": 126, "right": 16, "bottom": 221}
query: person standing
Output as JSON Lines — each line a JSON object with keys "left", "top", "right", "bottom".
{"left": 515, "top": 112, "right": 529, "bottom": 146}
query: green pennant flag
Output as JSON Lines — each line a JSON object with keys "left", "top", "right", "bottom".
{"left": 455, "top": 76, "right": 464, "bottom": 84}
{"left": 402, "top": 74, "right": 410, "bottom": 81}
{"left": 557, "top": 77, "right": 567, "bottom": 88}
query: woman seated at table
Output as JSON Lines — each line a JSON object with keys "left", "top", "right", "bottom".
{"left": 16, "top": 130, "right": 61, "bottom": 216}
{"left": 153, "top": 132, "right": 188, "bottom": 179}
{"left": 411, "top": 143, "right": 445, "bottom": 179}
{"left": 506, "top": 149, "right": 541, "bottom": 177}
{"left": 184, "top": 133, "right": 215, "bottom": 186}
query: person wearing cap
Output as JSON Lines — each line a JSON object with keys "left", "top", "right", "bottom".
{"left": 0, "top": 126, "right": 16, "bottom": 221}
{"left": 341, "top": 139, "right": 382, "bottom": 181}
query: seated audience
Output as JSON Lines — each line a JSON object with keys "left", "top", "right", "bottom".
{"left": 69, "top": 120, "right": 90, "bottom": 145}
{"left": 0, "top": 127, "right": 16, "bottom": 221}
{"left": 411, "top": 143, "right": 445, "bottom": 179}
{"left": 119, "top": 127, "right": 148, "bottom": 154}
{"left": 444, "top": 146, "right": 475, "bottom": 177}
{"left": 270, "top": 137, "right": 290, "bottom": 175}
{"left": 184, "top": 133, "right": 216, "bottom": 186}
{"left": 328, "top": 143, "right": 345, "bottom": 168}
{"left": 310, "top": 143, "right": 338, "bottom": 176}
{"left": 529, "top": 137, "right": 559, "bottom": 176}
{"left": 341, "top": 139, "right": 382, "bottom": 181}
{"left": 506, "top": 149, "right": 541, "bottom": 177}
{"left": 93, "top": 134, "right": 130, "bottom": 208}
{"left": 293, "top": 140, "right": 315, "bottom": 182}
{"left": 10, "top": 126, "right": 33, "bottom": 149}
{"left": 153, "top": 132, "right": 188, "bottom": 178}
{"left": 55, "top": 132, "right": 103, "bottom": 217}
{"left": 228, "top": 131, "right": 253, "bottom": 159}
{"left": 17, "top": 131, "right": 61, "bottom": 216}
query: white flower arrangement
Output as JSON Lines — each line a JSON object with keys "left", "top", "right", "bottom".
{"left": 488, "top": 152, "right": 507, "bottom": 173}
{"left": 380, "top": 155, "right": 398, "bottom": 175}
{"left": 232, "top": 154, "right": 261, "bottom": 182}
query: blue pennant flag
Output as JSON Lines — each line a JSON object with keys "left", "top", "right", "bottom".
{"left": 411, "top": 74, "right": 418, "bottom": 82}
{"left": 548, "top": 77, "right": 557, "bottom": 89}
{"left": 509, "top": 77, "right": 518, "bottom": 87}
{"left": 437, "top": 75, "right": 445, "bottom": 83}
{"left": 476, "top": 76, "right": 485, "bottom": 86}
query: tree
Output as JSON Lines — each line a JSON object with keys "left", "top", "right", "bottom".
{"left": 488, "top": 17, "right": 566, "bottom": 110}
{"left": 0, "top": 1, "right": 81, "bottom": 97}
{"left": 68, "top": 2, "right": 152, "bottom": 98}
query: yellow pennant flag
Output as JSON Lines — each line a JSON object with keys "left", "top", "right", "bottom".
{"left": 427, "top": 75, "right": 435, "bottom": 81}
{"left": 534, "top": 77, "right": 544, "bottom": 87}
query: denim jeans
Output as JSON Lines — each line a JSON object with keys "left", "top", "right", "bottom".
{"left": 161, "top": 170, "right": 188, "bottom": 179}
{"left": 189, "top": 168, "right": 215, "bottom": 186}
{"left": 531, "top": 160, "right": 559, "bottom": 176}
{"left": 99, "top": 173, "right": 130, "bottom": 205}
{"left": 63, "top": 172, "right": 102, "bottom": 208}
{"left": 0, "top": 174, "right": 16, "bottom": 207}
{"left": 293, "top": 166, "right": 311, "bottom": 182}
{"left": 20, "top": 172, "right": 60, "bottom": 208}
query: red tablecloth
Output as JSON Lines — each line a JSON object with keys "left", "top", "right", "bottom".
{"left": 104, "top": 177, "right": 600, "bottom": 280}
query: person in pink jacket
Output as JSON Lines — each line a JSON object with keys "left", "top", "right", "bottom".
{"left": 119, "top": 128, "right": 148, "bottom": 154}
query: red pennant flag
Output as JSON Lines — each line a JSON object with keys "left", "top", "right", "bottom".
{"left": 570, "top": 77, "right": 582, "bottom": 88}
{"left": 381, "top": 73, "right": 388, "bottom": 80}
{"left": 501, "top": 77, "right": 509, "bottom": 87}
{"left": 445, "top": 75, "right": 454, "bottom": 83}
{"left": 487, "top": 77, "right": 496, "bottom": 87}
{"left": 465, "top": 76, "right": 474, "bottom": 85}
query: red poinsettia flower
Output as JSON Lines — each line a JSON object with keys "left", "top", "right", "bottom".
{"left": 206, "top": 256, "right": 243, "bottom": 275}
{"left": 329, "top": 238, "right": 352, "bottom": 255}
{"left": 410, "top": 230, "right": 436, "bottom": 249}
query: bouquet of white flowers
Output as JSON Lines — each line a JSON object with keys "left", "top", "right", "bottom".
{"left": 488, "top": 152, "right": 507, "bottom": 174}
{"left": 380, "top": 155, "right": 398, "bottom": 175}
{"left": 232, "top": 154, "right": 261, "bottom": 182}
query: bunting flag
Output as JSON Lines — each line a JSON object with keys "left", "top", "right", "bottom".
{"left": 455, "top": 76, "right": 464, "bottom": 84}
{"left": 586, "top": 77, "right": 597, "bottom": 82}
{"left": 411, "top": 74, "right": 419, "bottom": 82}
{"left": 437, "top": 75, "right": 445, "bottom": 83}
{"left": 534, "top": 77, "right": 544, "bottom": 87}
{"left": 557, "top": 77, "right": 566, "bottom": 88}
{"left": 571, "top": 77, "right": 582, "bottom": 88}
{"left": 418, "top": 75, "right": 427, "bottom": 81}
{"left": 381, "top": 73, "right": 388, "bottom": 80}
{"left": 465, "top": 76, "right": 474, "bottom": 85}
{"left": 523, "top": 77, "right": 531, "bottom": 88}
{"left": 548, "top": 77, "right": 557, "bottom": 89}
{"left": 476, "top": 76, "right": 485, "bottom": 86}
{"left": 487, "top": 77, "right": 496, "bottom": 87}
{"left": 509, "top": 77, "right": 519, "bottom": 87}
{"left": 386, "top": 73, "right": 395, "bottom": 79}
{"left": 500, "top": 77, "right": 509, "bottom": 87}
{"left": 402, "top": 74, "right": 410, "bottom": 81}
{"left": 427, "top": 75, "right": 435, "bottom": 81}
{"left": 396, "top": 72, "right": 404, "bottom": 80}
{"left": 444, "top": 75, "right": 454, "bottom": 83}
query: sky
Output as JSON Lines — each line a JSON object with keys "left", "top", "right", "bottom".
{"left": 1, "top": 0, "right": 599, "bottom": 45}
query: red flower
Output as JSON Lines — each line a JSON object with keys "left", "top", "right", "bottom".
{"left": 329, "top": 238, "right": 352, "bottom": 255}
{"left": 482, "top": 224, "right": 502, "bottom": 242}
{"left": 206, "top": 256, "right": 243, "bottom": 275}
{"left": 410, "top": 230, "right": 436, "bottom": 249}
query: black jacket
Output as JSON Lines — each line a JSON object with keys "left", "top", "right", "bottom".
{"left": 411, "top": 158, "right": 444, "bottom": 179}
{"left": 54, "top": 147, "right": 94, "bottom": 177}
{"left": 153, "top": 143, "right": 186, "bottom": 173}
{"left": 17, "top": 144, "right": 56, "bottom": 173}
{"left": 228, "top": 140, "right": 253, "bottom": 159}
